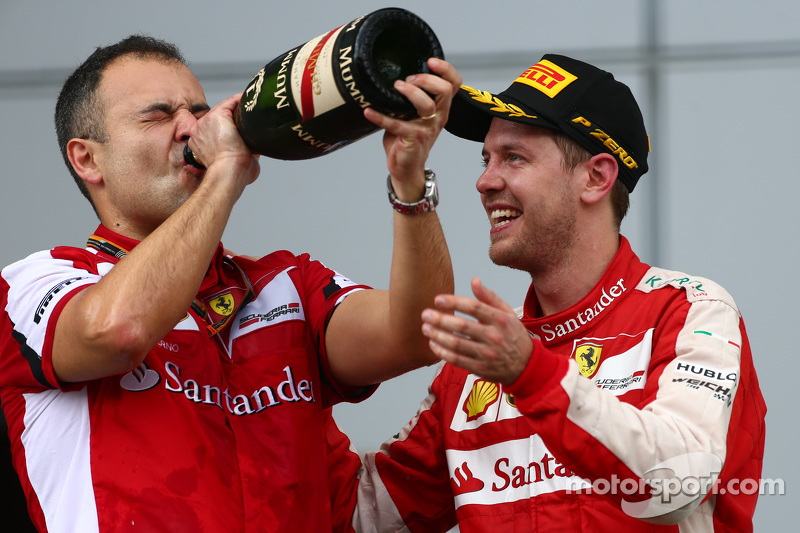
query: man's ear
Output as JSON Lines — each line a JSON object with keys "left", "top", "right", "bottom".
{"left": 580, "top": 153, "right": 618, "bottom": 205}
{"left": 66, "top": 138, "right": 103, "bottom": 185}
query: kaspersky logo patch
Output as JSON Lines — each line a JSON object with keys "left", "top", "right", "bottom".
{"left": 209, "top": 292, "right": 235, "bottom": 316}
{"left": 515, "top": 59, "right": 578, "bottom": 98}
{"left": 575, "top": 342, "right": 602, "bottom": 377}
{"left": 462, "top": 379, "right": 500, "bottom": 422}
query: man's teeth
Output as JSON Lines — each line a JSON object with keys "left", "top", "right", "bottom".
{"left": 490, "top": 209, "right": 521, "bottom": 227}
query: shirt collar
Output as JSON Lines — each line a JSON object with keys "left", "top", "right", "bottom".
{"left": 88, "top": 225, "right": 246, "bottom": 337}
{"left": 521, "top": 236, "right": 648, "bottom": 345}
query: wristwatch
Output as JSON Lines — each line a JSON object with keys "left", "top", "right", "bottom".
{"left": 387, "top": 169, "right": 439, "bottom": 215}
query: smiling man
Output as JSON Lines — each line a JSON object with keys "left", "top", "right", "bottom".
{"left": 343, "top": 54, "right": 767, "bottom": 532}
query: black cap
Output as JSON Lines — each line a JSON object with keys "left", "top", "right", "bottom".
{"left": 445, "top": 54, "right": 650, "bottom": 192}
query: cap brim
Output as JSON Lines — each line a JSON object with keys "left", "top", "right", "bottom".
{"left": 444, "top": 86, "right": 560, "bottom": 143}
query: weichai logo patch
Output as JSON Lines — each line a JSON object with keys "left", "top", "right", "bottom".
{"left": 514, "top": 59, "right": 577, "bottom": 98}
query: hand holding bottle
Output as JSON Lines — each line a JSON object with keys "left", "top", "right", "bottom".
{"left": 216, "top": 8, "right": 444, "bottom": 163}
{"left": 187, "top": 93, "right": 260, "bottom": 199}
{"left": 364, "top": 57, "right": 462, "bottom": 202}
{"left": 184, "top": 7, "right": 451, "bottom": 187}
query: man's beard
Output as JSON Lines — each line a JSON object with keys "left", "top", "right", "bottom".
{"left": 488, "top": 195, "right": 576, "bottom": 277}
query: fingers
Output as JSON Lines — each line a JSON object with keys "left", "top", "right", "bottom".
{"left": 394, "top": 78, "right": 437, "bottom": 121}
{"left": 421, "top": 280, "right": 533, "bottom": 384}
{"left": 426, "top": 57, "right": 463, "bottom": 96}
{"left": 361, "top": 78, "right": 440, "bottom": 133}
{"left": 190, "top": 93, "right": 251, "bottom": 165}
{"left": 363, "top": 58, "right": 459, "bottom": 130}
{"left": 423, "top": 303, "right": 483, "bottom": 342}
{"left": 365, "top": 59, "right": 461, "bottom": 190}
{"left": 409, "top": 57, "right": 463, "bottom": 110}
{"left": 421, "top": 305, "right": 530, "bottom": 384}
{"left": 423, "top": 297, "right": 515, "bottom": 354}
{"left": 421, "top": 310, "right": 485, "bottom": 373}
{"left": 471, "top": 278, "right": 516, "bottom": 314}
{"left": 212, "top": 92, "right": 243, "bottom": 113}
{"left": 431, "top": 280, "right": 513, "bottom": 326}
{"left": 396, "top": 59, "right": 460, "bottom": 123}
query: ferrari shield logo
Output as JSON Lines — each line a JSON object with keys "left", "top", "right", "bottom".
{"left": 209, "top": 292, "right": 235, "bottom": 316}
{"left": 575, "top": 343, "right": 602, "bottom": 377}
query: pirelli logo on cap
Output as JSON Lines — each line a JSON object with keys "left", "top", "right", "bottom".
{"left": 515, "top": 59, "right": 578, "bottom": 98}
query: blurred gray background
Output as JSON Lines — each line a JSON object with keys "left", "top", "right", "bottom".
{"left": 1, "top": 0, "right": 795, "bottom": 529}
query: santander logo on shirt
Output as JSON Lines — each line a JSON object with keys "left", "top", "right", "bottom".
{"left": 537, "top": 278, "right": 627, "bottom": 342}
{"left": 118, "top": 268, "right": 319, "bottom": 414}
{"left": 164, "top": 361, "right": 314, "bottom": 416}
{"left": 446, "top": 437, "right": 590, "bottom": 508}
{"left": 120, "top": 359, "right": 315, "bottom": 416}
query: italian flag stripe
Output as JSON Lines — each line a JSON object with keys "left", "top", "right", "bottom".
{"left": 693, "top": 330, "right": 740, "bottom": 348}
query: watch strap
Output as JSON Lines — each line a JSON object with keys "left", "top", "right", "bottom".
{"left": 387, "top": 169, "right": 439, "bottom": 215}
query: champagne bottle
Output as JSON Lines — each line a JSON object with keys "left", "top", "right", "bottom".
{"left": 185, "top": 7, "right": 443, "bottom": 166}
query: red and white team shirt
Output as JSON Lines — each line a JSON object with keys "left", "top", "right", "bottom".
{"left": 350, "top": 236, "right": 766, "bottom": 532}
{"left": 0, "top": 224, "right": 372, "bottom": 532}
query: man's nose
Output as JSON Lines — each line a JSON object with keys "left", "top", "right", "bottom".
{"left": 174, "top": 109, "right": 199, "bottom": 142}
{"left": 476, "top": 163, "right": 505, "bottom": 194}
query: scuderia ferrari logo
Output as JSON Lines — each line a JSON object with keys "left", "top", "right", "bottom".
{"left": 575, "top": 342, "right": 602, "bottom": 377}
{"left": 209, "top": 292, "right": 235, "bottom": 316}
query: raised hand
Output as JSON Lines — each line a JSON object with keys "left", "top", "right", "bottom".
{"left": 422, "top": 278, "right": 534, "bottom": 385}
{"left": 363, "top": 58, "right": 461, "bottom": 200}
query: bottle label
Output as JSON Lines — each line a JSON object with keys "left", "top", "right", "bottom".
{"left": 291, "top": 26, "right": 349, "bottom": 122}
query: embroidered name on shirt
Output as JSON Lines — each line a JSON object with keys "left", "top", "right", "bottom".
{"left": 539, "top": 279, "right": 626, "bottom": 342}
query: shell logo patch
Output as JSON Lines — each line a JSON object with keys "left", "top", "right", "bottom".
{"left": 462, "top": 379, "right": 500, "bottom": 422}
{"left": 575, "top": 342, "right": 602, "bottom": 377}
{"left": 209, "top": 292, "right": 235, "bottom": 316}
{"left": 515, "top": 59, "right": 578, "bottom": 98}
